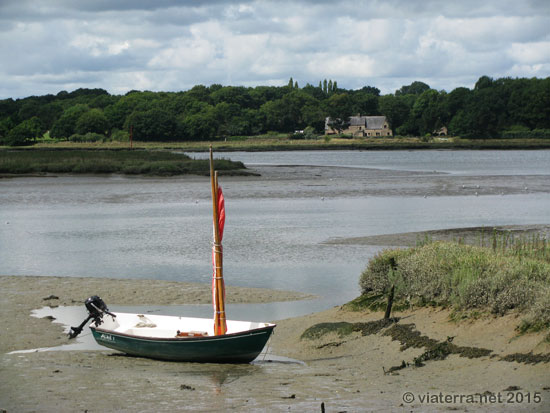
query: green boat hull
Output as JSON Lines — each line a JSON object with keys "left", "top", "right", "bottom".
{"left": 90, "top": 325, "right": 275, "bottom": 363}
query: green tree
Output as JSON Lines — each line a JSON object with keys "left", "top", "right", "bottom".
{"left": 210, "top": 86, "right": 253, "bottom": 108}
{"left": 445, "top": 87, "right": 471, "bottom": 119}
{"left": 213, "top": 102, "right": 242, "bottom": 136}
{"left": 18, "top": 100, "right": 41, "bottom": 122}
{"left": 178, "top": 107, "right": 216, "bottom": 140}
{"left": 379, "top": 95, "right": 411, "bottom": 134}
{"left": 75, "top": 108, "right": 110, "bottom": 135}
{"left": 125, "top": 108, "right": 177, "bottom": 141}
{"left": 259, "top": 90, "right": 318, "bottom": 132}
{"left": 324, "top": 93, "right": 353, "bottom": 120}
{"left": 50, "top": 104, "right": 89, "bottom": 138}
{"left": 186, "top": 85, "right": 211, "bottom": 103}
{"left": 4, "top": 117, "right": 42, "bottom": 146}
{"left": 395, "top": 81, "right": 430, "bottom": 96}
{"left": 301, "top": 102, "right": 325, "bottom": 132}
{"left": 474, "top": 75, "right": 493, "bottom": 90}
{"left": 323, "top": 93, "right": 353, "bottom": 133}
{"left": 351, "top": 91, "right": 379, "bottom": 116}
{"left": 0, "top": 116, "right": 16, "bottom": 141}
{"left": 410, "top": 90, "right": 448, "bottom": 135}
{"left": 104, "top": 92, "right": 158, "bottom": 130}
{"left": 37, "top": 102, "right": 63, "bottom": 131}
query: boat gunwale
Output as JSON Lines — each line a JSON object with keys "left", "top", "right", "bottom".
{"left": 91, "top": 323, "right": 276, "bottom": 343}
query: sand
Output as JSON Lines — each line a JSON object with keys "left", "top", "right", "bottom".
{"left": 1, "top": 275, "right": 549, "bottom": 412}
{"left": 325, "top": 224, "right": 550, "bottom": 248}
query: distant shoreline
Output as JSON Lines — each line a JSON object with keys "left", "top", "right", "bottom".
{"left": 4, "top": 137, "right": 550, "bottom": 153}
{"left": 325, "top": 224, "right": 550, "bottom": 247}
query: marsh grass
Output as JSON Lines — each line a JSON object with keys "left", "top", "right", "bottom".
{"left": 9, "top": 136, "right": 550, "bottom": 152}
{"left": 359, "top": 237, "right": 550, "bottom": 333}
{"left": 0, "top": 150, "right": 246, "bottom": 176}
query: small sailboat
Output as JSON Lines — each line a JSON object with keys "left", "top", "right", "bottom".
{"left": 69, "top": 148, "right": 275, "bottom": 363}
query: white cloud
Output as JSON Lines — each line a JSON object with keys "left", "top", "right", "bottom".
{"left": 70, "top": 35, "right": 130, "bottom": 57}
{"left": 1, "top": 0, "right": 550, "bottom": 98}
{"left": 508, "top": 41, "right": 550, "bottom": 65}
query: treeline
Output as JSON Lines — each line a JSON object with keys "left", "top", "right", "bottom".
{"left": 1, "top": 76, "right": 549, "bottom": 146}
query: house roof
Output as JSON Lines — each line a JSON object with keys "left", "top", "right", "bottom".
{"left": 349, "top": 116, "right": 366, "bottom": 126}
{"left": 350, "top": 115, "right": 387, "bottom": 129}
{"left": 325, "top": 115, "right": 389, "bottom": 131}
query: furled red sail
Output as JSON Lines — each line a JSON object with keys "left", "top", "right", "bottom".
{"left": 211, "top": 169, "right": 227, "bottom": 335}
{"left": 217, "top": 186, "right": 225, "bottom": 241}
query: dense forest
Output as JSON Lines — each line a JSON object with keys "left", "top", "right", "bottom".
{"left": 1, "top": 76, "right": 549, "bottom": 146}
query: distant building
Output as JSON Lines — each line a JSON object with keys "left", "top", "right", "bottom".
{"left": 433, "top": 126, "right": 448, "bottom": 136}
{"left": 325, "top": 115, "right": 392, "bottom": 137}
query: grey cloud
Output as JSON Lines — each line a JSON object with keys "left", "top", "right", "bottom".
{"left": 1, "top": 0, "right": 550, "bottom": 98}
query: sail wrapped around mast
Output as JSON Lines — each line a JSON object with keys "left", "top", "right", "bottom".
{"left": 217, "top": 187, "right": 225, "bottom": 241}
{"left": 210, "top": 148, "right": 227, "bottom": 336}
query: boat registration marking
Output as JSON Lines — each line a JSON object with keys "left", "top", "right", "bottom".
{"left": 100, "top": 333, "right": 115, "bottom": 342}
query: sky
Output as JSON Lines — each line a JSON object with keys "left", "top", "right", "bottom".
{"left": 1, "top": 0, "right": 549, "bottom": 99}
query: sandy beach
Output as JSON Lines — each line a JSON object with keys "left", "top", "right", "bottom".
{"left": 1, "top": 273, "right": 549, "bottom": 412}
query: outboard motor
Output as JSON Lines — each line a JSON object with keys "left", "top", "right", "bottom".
{"left": 68, "top": 295, "right": 116, "bottom": 339}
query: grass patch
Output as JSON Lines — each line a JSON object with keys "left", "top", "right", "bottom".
{"left": 7, "top": 136, "right": 550, "bottom": 152}
{"left": 300, "top": 318, "right": 400, "bottom": 341}
{"left": 343, "top": 293, "right": 411, "bottom": 313}
{"left": 358, "top": 239, "right": 550, "bottom": 334}
{"left": 300, "top": 322, "right": 357, "bottom": 340}
{"left": 501, "top": 352, "right": 550, "bottom": 364}
{"left": 383, "top": 324, "right": 492, "bottom": 361}
{"left": 0, "top": 149, "right": 247, "bottom": 176}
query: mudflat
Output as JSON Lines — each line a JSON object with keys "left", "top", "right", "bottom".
{"left": 2, "top": 162, "right": 550, "bottom": 412}
{"left": 1, "top": 274, "right": 549, "bottom": 412}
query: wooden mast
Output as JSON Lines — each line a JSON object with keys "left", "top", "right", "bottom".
{"left": 210, "top": 147, "right": 227, "bottom": 335}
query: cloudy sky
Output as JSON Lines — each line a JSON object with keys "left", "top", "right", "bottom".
{"left": 1, "top": 0, "right": 549, "bottom": 99}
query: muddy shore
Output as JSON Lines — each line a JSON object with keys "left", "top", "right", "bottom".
{"left": 2, "top": 162, "right": 550, "bottom": 412}
{"left": 1, "top": 273, "right": 549, "bottom": 412}
{"left": 325, "top": 224, "right": 550, "bottom": 248}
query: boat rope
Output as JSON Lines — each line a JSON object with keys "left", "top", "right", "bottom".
{"left": 261, "top": 331, "right": 274, "bottom": 362}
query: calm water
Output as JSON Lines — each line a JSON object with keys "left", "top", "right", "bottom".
{"left": 188, "top": 149, "right": 550, "bottom": 175}
{"left": 2, "top": 150, "right": 550, "bottom": 317}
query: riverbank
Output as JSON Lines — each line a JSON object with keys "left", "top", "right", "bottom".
{"left": 8, "top": 136, "right": 550, "bottom": 152}
{"left": 1, "top": 274, "right": 549, "bottom": 412}
{"left": 0, "top": 150, "right": 249, "bottom": 176}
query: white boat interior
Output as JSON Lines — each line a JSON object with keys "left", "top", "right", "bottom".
{"left": 95, "top": 312, "right": 275, "bottom": 338}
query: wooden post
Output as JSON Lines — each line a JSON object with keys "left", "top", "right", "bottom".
{"left": 384, "top": 285, "right": 395, "bottom": 319}
{"left": 129, "top": 125, "right": 133, "bottom": 149}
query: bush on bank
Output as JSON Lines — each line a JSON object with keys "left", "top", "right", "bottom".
{"left": 359, "top": 242, "right": 550, "bottom": 331}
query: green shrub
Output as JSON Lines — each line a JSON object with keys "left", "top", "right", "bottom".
{"left": 110, "top": 128, "right": 129, "bottom": 142}
{"left": 359, "top": 241, "right": 550, "bottom": 328}
{"left": 68, "top": 132, "right": 105, "bottom": 142}
{"left": 500, "top": 129, "right": 550, "bottom": 139}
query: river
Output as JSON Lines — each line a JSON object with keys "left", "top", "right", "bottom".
{"left": 1, "top": 150, "right": 550, "bottom": 318}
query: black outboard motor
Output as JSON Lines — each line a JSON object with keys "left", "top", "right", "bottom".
{"left": 68, "top": 295, "right": 116, "bottom": 339}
